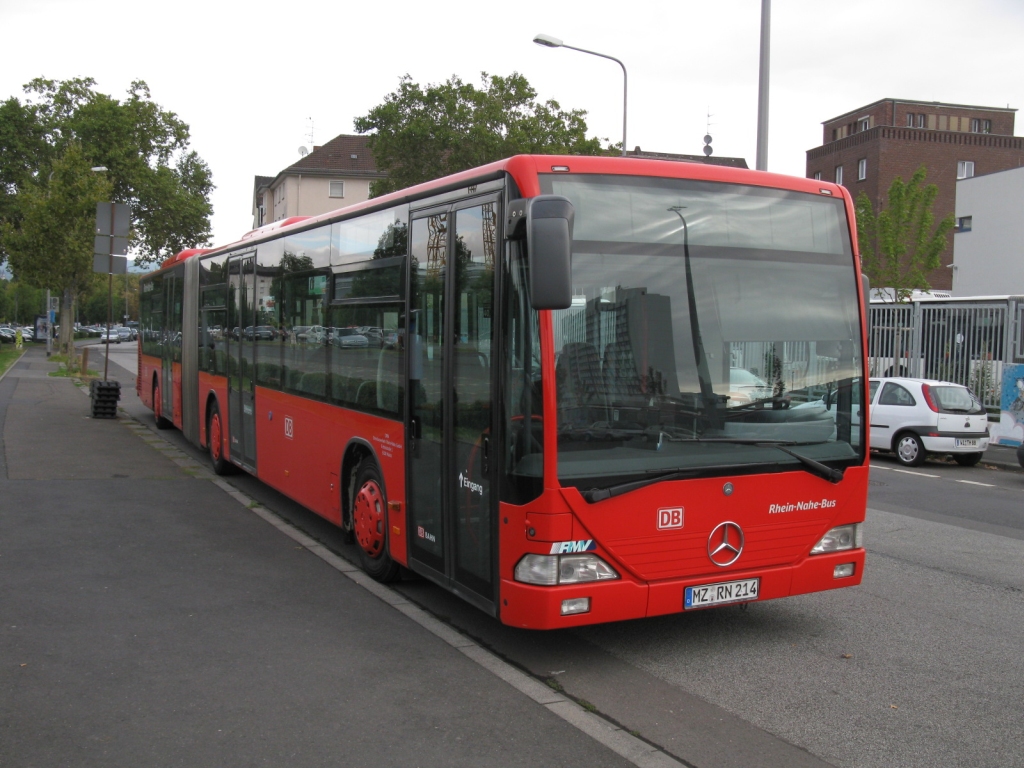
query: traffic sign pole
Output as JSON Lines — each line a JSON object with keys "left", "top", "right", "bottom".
{"left": 94, "top": 201, "right": 130, "bottom": 383}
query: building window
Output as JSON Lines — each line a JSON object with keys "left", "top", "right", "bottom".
{"left": 813, "top": 171, "right": 821, "bottom": 181}
{"left": 858, "top": 118, "right": 870, "bottom": 132}
{"left": 955, "top": 216, "right": 972, "bottom": 233}
{"left": 917, "top": 114, "right": 926, "bottom": 128}
{"left": 957, "top": 161, "right": 975, "bottom": 180}
{"left": 857, "top": 159, "right": 867, "bottom": 181}
{"left": 835, "top": 165, "right": 843, "bottom": 185}
{"left": 970, "top": 118, "right": 992, "bottom": 134}
{"left": 329, "top": 181, "right": 345, "bottom": 198}
{"left": 831, "top": 128, "right": 838, "bottom": 142}
{"left": 906, "top": 113, "right": 915, "bottom": 127}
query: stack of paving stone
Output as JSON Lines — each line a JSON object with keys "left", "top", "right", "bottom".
{"left": 89, "top": 379, "right": 121, "bottom": 419}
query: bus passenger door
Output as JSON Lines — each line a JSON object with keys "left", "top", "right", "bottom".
{"left": 162, "top": 269, "right": 182, "bottom": 423}
{"left": 227, "top": 254, "right": 257, "bottom": 469}
{"left": 407, "top": 198, "right": 499, "bottom": 611}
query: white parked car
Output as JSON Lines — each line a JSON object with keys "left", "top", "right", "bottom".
{"left": 100, "top": 328, "right": 121, "bottom": 344}
{"left": 868, "top": 377, "right": 989, "bottom": 467}
{"left": 331, "top": 327, "right": 369, "bottom": 349}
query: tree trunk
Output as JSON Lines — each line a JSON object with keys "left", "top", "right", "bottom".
{"left": 59, "top": 289, "right": 76, "bottom": 366}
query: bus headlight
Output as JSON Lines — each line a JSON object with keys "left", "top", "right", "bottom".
{"left": 514, "top": 554, "right": 558, "bottom": 585}
{"left": 558, "top": 554, "right": 619, "bottom": 584}
{"left": 810, "top": 523, "right": 863, "bottom": 554}
{"left": 515, "top": 554, "right": 620, "bottom": 585}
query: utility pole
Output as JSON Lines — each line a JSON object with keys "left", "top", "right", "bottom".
{"left": 756, "top": 0, "right": 771, "bottom": 171}
{"left": 45, "top": 289, "right": 51, "bottom": 356}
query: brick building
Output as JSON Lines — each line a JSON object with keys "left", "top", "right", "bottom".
{"left": 806, "top": 98, "right": 1023, "bottom": 291}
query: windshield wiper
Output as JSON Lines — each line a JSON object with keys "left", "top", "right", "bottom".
{"left": 582, "top": 461, "right": 757, "bottom": 503}
{"left": 583, "top": 468, "right": 696, "bottom": 503}
{"left": 680, "top": 438, "right": 844, "bottom": 484}
{"left": 580, "top": 440, "right": 845, "bottom": 503}
{"left": 581, "top": 462, "right": 733, "bottom": 505}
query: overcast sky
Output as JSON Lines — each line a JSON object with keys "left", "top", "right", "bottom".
{"left": 2, "top": 0, "right": 1022, "bottom": 252}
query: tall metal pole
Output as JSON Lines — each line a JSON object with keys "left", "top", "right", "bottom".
{"left": 755, "top": 0, "right": 771, "bottom": 171}
{"left": 104, "top": 205, "right": 114, "bottom": 382}
{"left": 45, "top": 289, "right": 51, "bottom": 357}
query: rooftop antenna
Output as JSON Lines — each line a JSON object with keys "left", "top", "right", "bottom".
{"left": 305, "top": 116, "right": 315, "bottom": 148}
{"left": 703, "top": 107, "right": 714, "bottom": 157}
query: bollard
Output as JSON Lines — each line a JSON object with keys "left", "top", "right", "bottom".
{"left": 89, "top": 379, "right": 120, "bottom": 419}
{"left": 80, "top": 347, "right": 90, "bottom": 377}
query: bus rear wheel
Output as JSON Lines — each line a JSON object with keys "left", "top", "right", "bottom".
{"left": 351, "top": 459, "right": 401, "bottom": 583}
{"left": 154, "top": 380, "right": 172, "bottom": 430}
{"left": 207, "top": 402, "right": 234, "bottom": 476}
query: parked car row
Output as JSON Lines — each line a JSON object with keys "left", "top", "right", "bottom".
{"left": 0, "top": 325, "right": 37, "bottom": 343}
{"left": 226, "top": 325, "right": 394, "bottom": 349}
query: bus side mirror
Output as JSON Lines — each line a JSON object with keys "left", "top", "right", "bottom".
{"left": 507, "top": 195, "right": 574, "bottom": 310}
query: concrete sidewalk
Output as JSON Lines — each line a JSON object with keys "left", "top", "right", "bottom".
{"left": 0, "top": 348, "right": 642, "bottom": 768}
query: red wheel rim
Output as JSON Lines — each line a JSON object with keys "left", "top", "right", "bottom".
{"left": 210, "top": 412, "right": 223, "bottom": 461}
{"left": 353, "top": 479, "right": 386, "bottom": 557}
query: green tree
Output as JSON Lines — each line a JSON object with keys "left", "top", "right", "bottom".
{"left": 0, "top": 77, "right": 214, "bottom": 356}
{"left": 1, "top": 144, "right": 110, "bottom": 352}
{"left": 855, "top": 165, "right": 954, "bottom": 302}
{"left": 355, "top": 73, "right": 608, "bottom": 196}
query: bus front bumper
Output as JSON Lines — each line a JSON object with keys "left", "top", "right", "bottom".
{"left": 499, "top": 549, "right": 866, "bottom": 630}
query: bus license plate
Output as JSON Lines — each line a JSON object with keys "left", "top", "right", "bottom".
{"left": 685, "top": 578, "right": 759, "bottom": 609}
{"left": 955, "top": 439, "right": 978, "bottom": 448}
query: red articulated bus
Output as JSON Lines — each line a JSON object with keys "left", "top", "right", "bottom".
{"left": 138, "top": 155, "right": 868, "bottom": 629}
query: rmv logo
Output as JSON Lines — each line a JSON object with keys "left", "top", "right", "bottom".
{"left": 284, "top": 417, "right": 294, "bottom": 440}
{"left": 658, "top": 507, "right": 684, "bottom": 530}
{"left": 549, "top": 540, "right": 597, "bottom": 554}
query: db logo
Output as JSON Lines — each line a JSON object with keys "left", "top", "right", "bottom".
{"left": 284, "top": 417, "right": 294, "bottom": 439}
{"left": 657, "top": 507, "right": 684, "bottom": 530}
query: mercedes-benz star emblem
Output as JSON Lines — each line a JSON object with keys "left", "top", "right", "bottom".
{"left": 708, "top": 522, "right": 744, "bottom": 567}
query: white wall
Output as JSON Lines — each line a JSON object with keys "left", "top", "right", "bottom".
{"left": 953, "top": 167, "right": 1024, "bottom": 296}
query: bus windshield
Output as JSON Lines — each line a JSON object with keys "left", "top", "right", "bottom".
{"left": 539, "top": 174, "right": 864, "bottom": 490}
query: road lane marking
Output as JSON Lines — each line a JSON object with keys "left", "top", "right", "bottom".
{"left": 955, "top": 479, "right": 996, "bottom": 487}
{"left": 892, "top": 469, "right": 940, "bottom": 478}
{"left": 870, "top": 465, "right": 892, "bottom": 471}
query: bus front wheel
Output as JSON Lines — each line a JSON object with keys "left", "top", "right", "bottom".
{"left": 351, "top": 459, "right": 401, "bottom": 583}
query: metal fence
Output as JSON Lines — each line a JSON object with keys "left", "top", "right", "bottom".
{"left": 868, "top": 296, "right": 1024, "bottom": 409}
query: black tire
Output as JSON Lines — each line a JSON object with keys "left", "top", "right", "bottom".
{"left": 207, "top": 401, "right": 235, "bottom": 475}
{"left": 894, "top": 432, "right": 926, "bottom": 467}
{"left": 350, "top": 459, "right": 401, "bottom": 583}
{"left": 953, "top": 452, "right": 983, "bottom": 467}
{"left": 1017, "top": 445, "right": 1024, "bottom": 470}
{"left": 154, "top": 380, "right": 173, "bottom": 430}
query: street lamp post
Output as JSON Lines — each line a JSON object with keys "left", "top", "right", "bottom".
{"left": 533, "top": 34, "right": 628, "bottom": 157}
{"left": 755, "top": 0, "right": 771, "bottom": 171}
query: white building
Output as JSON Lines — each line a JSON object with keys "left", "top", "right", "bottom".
{"left": 953, "top": 166, "right": 1024, "bottom": 296}
{"left": 252, "top": 134, "right": 386, "bottom": 229}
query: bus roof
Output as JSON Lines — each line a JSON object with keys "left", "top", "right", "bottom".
{"left": 159, "top": 155, "right": 851, "bottom": 269}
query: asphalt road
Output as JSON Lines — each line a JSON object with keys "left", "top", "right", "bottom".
{"left": 93, "top": 342, "right": 1024, "bottom": 768}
